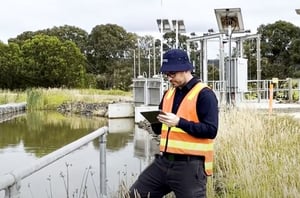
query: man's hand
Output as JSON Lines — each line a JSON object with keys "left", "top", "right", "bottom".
{"left": 157, "top": 112, "right": 180, "bottom": 127}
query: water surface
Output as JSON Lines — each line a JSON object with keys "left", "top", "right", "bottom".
{"left": 0, "top": 111, "right": 157, "bottom": 197}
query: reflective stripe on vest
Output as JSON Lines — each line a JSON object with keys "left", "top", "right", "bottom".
{"left": 160, "top": 82, "right": 214, "bottom": 176}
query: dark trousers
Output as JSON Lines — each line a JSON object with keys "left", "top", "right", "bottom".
{"left": 129, "top": 154, "right": 207, "bottom": 198}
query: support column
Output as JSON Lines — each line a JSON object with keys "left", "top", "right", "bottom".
{"left": 99, "top": 133, "right": 107, "bottom": 197}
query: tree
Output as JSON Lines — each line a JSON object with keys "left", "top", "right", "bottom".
{"left": 256, "top": 20, "right": 300, "bottom": 79}
{"left": 87, "top": 24, "right": 137, "bottom": 89}
{"left": 20, "top": 35, "right": 87, "bottom": 88}
{"left": 8, "top": 31, "right": 37, "bottom": 45}
{"left": 0, "top": 42, "right": 23, "bottom": 89}
{"left": 9, "top": 25, "right": 89, "bottom": 54}
{"left": 289, "top": 38, "right": 300, "bottom": 78}
{"left": 163, "top": 31, "right": 189, "bottom": 50}
{"left": 43, "top": 25, "right": 89, "bottom": 54}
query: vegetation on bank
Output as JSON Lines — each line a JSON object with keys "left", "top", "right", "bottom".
{"left": 0, "top": 89, "right": 26, "bottom": 104}
{"left": 0, "top": 88, "right": 132, "bottom": 110}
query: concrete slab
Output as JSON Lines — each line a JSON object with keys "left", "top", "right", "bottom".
{"left": 108, "top": 103, "right": 134, "bottom": 118}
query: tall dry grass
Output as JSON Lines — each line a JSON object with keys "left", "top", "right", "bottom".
{"left": 210, "top": 109, "right": 300, "bottom": 198}
{"left": 0, "top": 89, "right": 26, "bottom": 104}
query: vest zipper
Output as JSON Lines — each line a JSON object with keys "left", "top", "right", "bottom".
{"left": 163, "top": 127, "right": 171, "bottom": 152}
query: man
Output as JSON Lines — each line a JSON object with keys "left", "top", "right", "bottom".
{"left": 129, "top": 49, "right": 219, "bottom": 198}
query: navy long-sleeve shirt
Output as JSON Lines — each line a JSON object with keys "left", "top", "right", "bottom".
{"left": 151, "top": 77, "right": 219, "bottom": 139}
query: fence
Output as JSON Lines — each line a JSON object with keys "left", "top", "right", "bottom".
{"left": 133, "top": 77, "right": 300, "bottom": 107}
{"left": 0, "top": 126, "right": 109, "bottom": 198}
{"left": 245, "top": 78, "right": 300, "bottom": 102}
{"left": 207, "top": 78, "right": 300, "bottom": 105}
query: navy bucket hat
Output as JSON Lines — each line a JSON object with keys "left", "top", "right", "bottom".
{"left": 160, "top": 49, "right": 194, "bottom": 73}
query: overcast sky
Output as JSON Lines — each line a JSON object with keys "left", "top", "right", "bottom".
{"left": 1, "top": 0, "right": 299, "bottom": 43}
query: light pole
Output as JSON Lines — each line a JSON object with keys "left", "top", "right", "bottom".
{"left": 215, "top": 8, "right": 245, "bottom": 106}
{"left": 156, "top": 19, "right": 171, "bottom": 65}
{"left": 152, "top": 38, "right": 157, "bottom": 76}
{"left": 137, "top": 39, "right": 141, "bottom": 77}
{"left": 148, "top": 45, "right": 151, "bottom": 77}
{"left": 172, "top": 20, "right": 186, "bottom": 49}
{"left": 133, "top": 49, "right": 136, "bottom": 78}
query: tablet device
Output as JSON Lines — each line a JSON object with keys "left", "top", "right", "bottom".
{"left": 140, "top": 110, "right": 164, "bottom": 124}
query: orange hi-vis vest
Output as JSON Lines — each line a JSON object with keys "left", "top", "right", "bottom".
{"left": 160, "top": 82, "right": 214, "bottom": 176}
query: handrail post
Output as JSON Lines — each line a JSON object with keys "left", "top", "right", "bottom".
{"left": 99, "top": 133, "right": 107, "bottom": 197}
{"left": 4, "top": 179, "right": 21, "bottom": 198}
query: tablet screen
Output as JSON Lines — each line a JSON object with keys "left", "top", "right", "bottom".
{"left": 140, "top": 110, "right": 162, "bottom": 124}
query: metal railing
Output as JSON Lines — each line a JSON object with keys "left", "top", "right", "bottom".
{"left": 0, "top": 126, "right": 109, "bottom": 198}
{"left": 245, "top": 79, "right": 300, "bottom": 102}
{"left": 207, "top": 79, "right": 300, "bottom": 104}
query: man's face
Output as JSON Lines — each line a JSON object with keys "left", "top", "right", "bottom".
{"left": 164, "top": 71, "right": 187, "bottom": 88}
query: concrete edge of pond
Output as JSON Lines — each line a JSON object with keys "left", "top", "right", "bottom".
{"left": 0, "top": 102, "right": 26, "bottom": 115}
